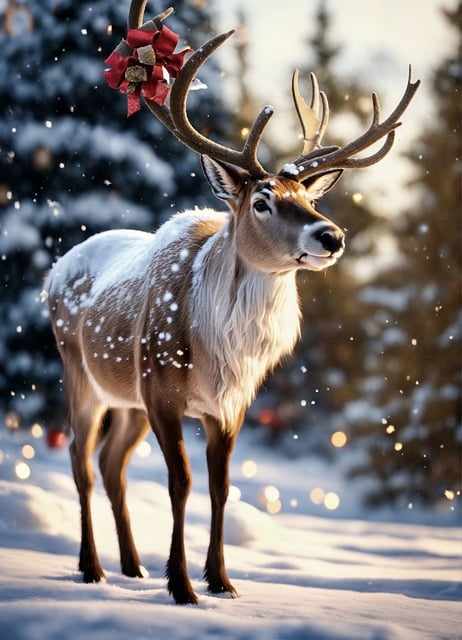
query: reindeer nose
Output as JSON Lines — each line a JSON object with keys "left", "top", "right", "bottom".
{"left": 315, "top": 227, "right": 345, "bottom": 254}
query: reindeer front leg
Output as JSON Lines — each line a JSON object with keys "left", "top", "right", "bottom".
{"left": 149, "top": 407, "right": 197, "bottom": 605}
{"left": 202, "top": 416, "right": 240, "bottom": 597}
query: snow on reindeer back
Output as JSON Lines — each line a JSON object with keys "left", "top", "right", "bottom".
{"left": 46, "top": 208, "right": 226, "bottom": 311}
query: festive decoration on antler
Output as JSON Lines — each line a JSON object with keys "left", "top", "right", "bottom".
{"left": 104, "top": 7, "right": 190, "bottom": 117}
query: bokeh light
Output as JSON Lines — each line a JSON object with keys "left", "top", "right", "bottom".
{"left": 266, "top": 499, "right": 282, "bottom": 514}
{"left": 228, "top": 485, "right": 241, "bottom": 503}
{"left": 136, "top": 441, "right": 151, "bottom": 458}
{"left": 324, "top": 492, "right": 340, "bottom": 510}
{"left": 264, "top": 485, "right": 280, "bottom": 502}
{"left": 5, "top": 412, "right": 20, "bottom": 430}
{"left": 331, "top": 431, "right": 347, "bottom": 448}
{"left": 31, "top": 423, "right": 44, "bottom": 438}
{"left": 310, "top": 487, "right": 325, "bottom": 504}
{"left": 241, "top": 459, "right": 257, "bottom": 478}
{"left": 22, "top": 444, "right": 35, "bottom": 460}
{"left": 15, "top": 461, "right": 31, "bottom": 480}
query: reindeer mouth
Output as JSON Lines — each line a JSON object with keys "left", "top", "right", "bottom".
{"left": 295, "top": 251, "right": 338, "bottom": 271}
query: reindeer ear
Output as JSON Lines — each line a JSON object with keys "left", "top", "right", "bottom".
{"left": 201, "top": 155, "right": 248, "bottom": 201}
{"left": 302, "top": 169, "right": 344, "bottom": 200}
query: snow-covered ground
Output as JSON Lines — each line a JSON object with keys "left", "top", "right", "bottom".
{"left": 0, "top": 424, "right": 460, "bottom": 640}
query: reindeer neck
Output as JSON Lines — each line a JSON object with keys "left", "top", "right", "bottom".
{"left": 192, "top": 213, "right": 297, "bottom": 314}
{"left": 190, "top": 213, "right": 300, "bottom": 429}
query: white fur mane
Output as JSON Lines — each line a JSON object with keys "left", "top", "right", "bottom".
{"left": 191, "top": 216, "right": 301, "bottom": 430}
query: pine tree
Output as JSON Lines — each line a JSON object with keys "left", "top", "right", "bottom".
{"left": 0, "top": 0, "right": 232, "bottom": 426}
{"left": 257, "top": 1, "right": 382, "bottom": 452}
{"left": 232, "top": 10, "right": 255, "bottom": 146}
{"left": 350, "top": 2, "right": 462, "bottom": 506}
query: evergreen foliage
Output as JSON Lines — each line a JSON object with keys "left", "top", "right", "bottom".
{"left": 0, "top": 0, "right": 231, "bottom": 424}
{"left": 350, "top": 2, "right": 462, "bottom": 506}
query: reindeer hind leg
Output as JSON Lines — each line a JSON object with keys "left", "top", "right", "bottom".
{"left": 99, "top": 408, "right": 149, "bottom": 578}
{"left": 66, "top": 365, "right": 106, "bottom": 583}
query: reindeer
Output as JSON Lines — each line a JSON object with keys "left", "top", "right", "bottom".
{"left": 46, "top": 1, "right": 419, "bottom": 605}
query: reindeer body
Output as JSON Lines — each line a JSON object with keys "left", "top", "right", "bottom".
{"left": 47, "top": 208, "right": 300, "bottom": 431}
{"left": 46, "top": 0, "right": 418, "bottom": 606}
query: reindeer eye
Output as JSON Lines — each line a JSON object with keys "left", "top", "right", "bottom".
{"left": 253, "top": 200, "right": 271, "bottom": 214}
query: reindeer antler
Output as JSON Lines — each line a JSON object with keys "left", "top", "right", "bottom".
{"left": 127, "top": 0, "right": 272, "bottom": 176}
{"left": 292, "top": 70, "right": 330, "bottom": 154}
{"left": 283, "top": 67, "right": 420, "bottom": 181}
{"left": 129, "top": 1, "right": 174, "bottom": 30}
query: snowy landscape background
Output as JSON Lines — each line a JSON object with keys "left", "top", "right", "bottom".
{"left": 0, "top": 0, "right": 460, "bottom": 638}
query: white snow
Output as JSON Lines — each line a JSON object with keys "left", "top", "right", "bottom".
{"left": 46, "top": 209, "right": 225, "bottom": 309}
{"left": 281, "top": 163, "right": 300, "bottom": 177}
{"left": 0, "top": 426, "right": 460, "bottom": 640}
{"left": 13, "top": 119, "right": 174, "bottom": 189}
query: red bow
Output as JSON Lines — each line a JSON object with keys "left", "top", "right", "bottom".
{"left": 104, "top": 25, "right": 190, "bottom": 117}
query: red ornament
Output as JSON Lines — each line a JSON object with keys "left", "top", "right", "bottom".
{"left": 258, "top": 408, "right": 283, "bottom": 430}
{"left": 46, "top": 429, "right": 67, "bottom": 449}
{"left": 104, "top": 24, "right": 190, "bottom": 117}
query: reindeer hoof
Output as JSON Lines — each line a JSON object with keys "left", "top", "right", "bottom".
{"left": 204, "top": 567, "right": 238, "bottom": 598}
{"left": 122, "top": 563, "right": 147, "bottom": 579}
{"left": 207, "top": 582, "right": 239, "bottom": 598}
{"left": 166, "top": 562, "right": 198, "bottom": 604}
{"left": 82, "top": 569, "right": 106, "bottom": 583}
{"left": 173, "top": 588, "right": 199, "bottom": 605}
{"left": 168, "top": 579, "right": 199, "bottom": 605}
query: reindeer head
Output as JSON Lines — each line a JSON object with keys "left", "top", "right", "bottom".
{"left": 124, "top": 2, "right": 420, "bottom": 274}
{"left": 199, "top": 157, "right": 345, "bottom": 273}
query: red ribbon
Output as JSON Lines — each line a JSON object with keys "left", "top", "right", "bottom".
{"left": 104, "top": 25, "right": 190, "bottom": 117}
